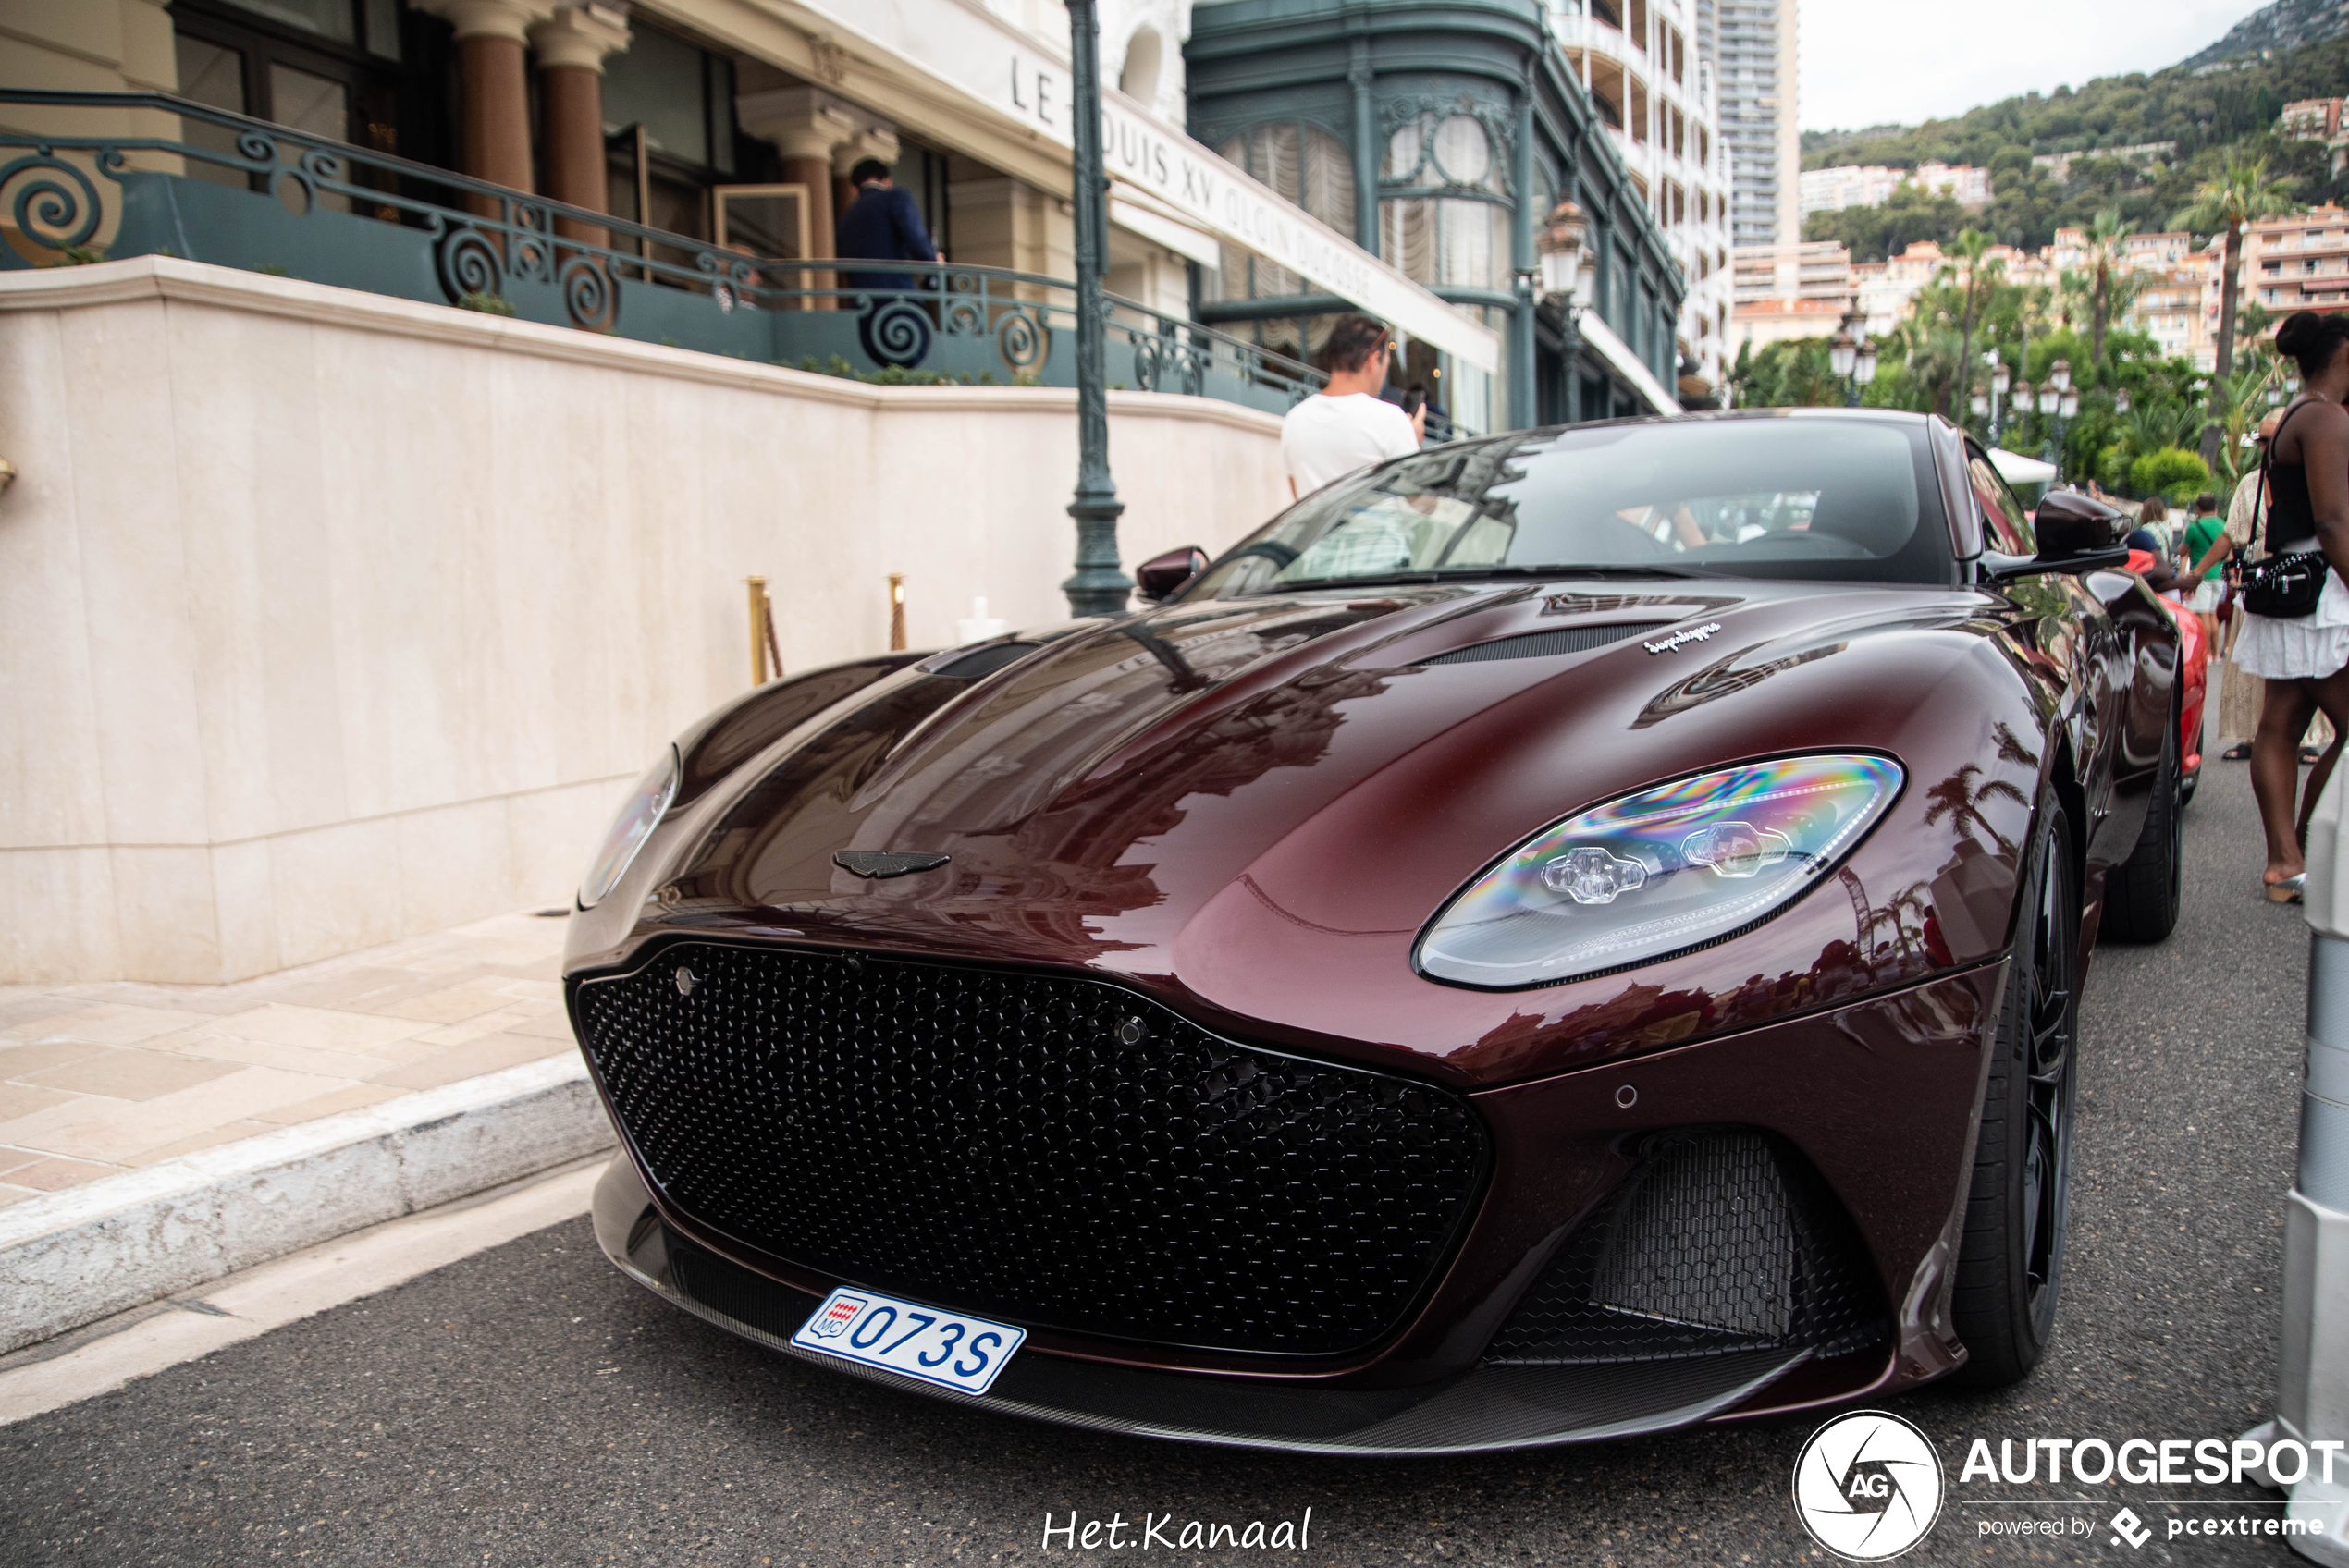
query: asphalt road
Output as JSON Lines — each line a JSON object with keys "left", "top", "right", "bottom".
{"left": 0, "top": 757, "right": 2317, "bottom": 1567}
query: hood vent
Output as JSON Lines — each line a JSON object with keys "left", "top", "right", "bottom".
{"left": 1418, "top": 622, "right": 1673, "bottom": 666}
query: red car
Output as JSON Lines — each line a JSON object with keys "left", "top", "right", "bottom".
{"left": 565, "top": 411, "right": 2183, "bottom": 1453}
{"left": 2124, "top": 541, "right": 2208, "bottom": 804}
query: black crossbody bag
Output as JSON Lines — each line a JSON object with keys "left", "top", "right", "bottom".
{"left": 2242, "top": 402, "right": 2329, "bottom": 619}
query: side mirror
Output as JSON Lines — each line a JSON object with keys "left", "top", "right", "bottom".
{"left": 2033, "top": 489, "right": 2132, "bottom": 561}
{"left": 1135, "top": 545, "right": 1209, "bottom": 603}
{"left": 1987, "top": 491, "right": 2134, "bottom": 580}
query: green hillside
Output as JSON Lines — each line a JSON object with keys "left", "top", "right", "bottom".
{"left": 1797, "top": 36, "right": 2349, "bottom": 259}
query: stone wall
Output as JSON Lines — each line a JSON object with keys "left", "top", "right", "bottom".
{"left": 0, "top": 258, "right": 1288, "bottom": 984}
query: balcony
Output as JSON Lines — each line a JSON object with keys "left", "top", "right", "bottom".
{"left": 0, "top": 90, "right": 1322, "bottom": 417}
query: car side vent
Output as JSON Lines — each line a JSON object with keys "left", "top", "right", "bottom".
{"left": 1418, "top": 622, "right": 1672, "bottom": 666}
{"left": 1482, "top": 1127, "right": 1887, "bottom": 1366}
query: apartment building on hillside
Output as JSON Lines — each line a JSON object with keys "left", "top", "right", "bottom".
{"left": 1728, "top": 237, "right": 1849, "bottom": 351}
{"left": 1798, "top": 162, "right": 1989, "bottom": 219}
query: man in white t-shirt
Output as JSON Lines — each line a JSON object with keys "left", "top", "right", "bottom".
{"left": 1281, "top": 312, "right": 1426, "bottom": 498}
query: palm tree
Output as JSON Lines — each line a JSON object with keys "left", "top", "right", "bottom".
{"left": 2056, "top": 269, "right": 2091, "bottom": 335}
{"left": 2176, "top": 156, "right": 2298, "bottom": 457}
{"left": 1941, "top": 229, "right": 2003, "bottom": 415}
{"left": 2085, "top": 208, "right": 2136, "bottom": 365}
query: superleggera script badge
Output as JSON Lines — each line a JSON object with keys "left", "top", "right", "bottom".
{"left": 1643, "top": 621, "right": 1724, "bottom": 655}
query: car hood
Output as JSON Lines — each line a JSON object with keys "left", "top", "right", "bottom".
{"left": 572, "top": 578, "right": 2012, "bottom": 1084}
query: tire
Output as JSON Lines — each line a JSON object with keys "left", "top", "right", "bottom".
{"left": 2100, "top": 704, "right": 2183, "bottom": 943}
{"left": 1952, "top": 797, "right": 2081, "bottom": 1389}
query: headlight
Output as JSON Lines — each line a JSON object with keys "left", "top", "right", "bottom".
{"left": 579, "top": 745, "right": 681, "bottom": 909}
{"left": 1415, "top": 754, "right": 1903, "bottom": 989}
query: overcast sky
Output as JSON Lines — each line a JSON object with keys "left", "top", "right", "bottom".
{"left": 1797, "top": 0, "right": 2268, "bottom": 134}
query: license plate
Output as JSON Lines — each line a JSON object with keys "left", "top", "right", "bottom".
{"left": 790, "top": 1286, "right": 1026, "bottom": 1395}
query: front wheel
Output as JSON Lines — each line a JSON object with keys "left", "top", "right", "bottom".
{"left": 1951, "top": 796, "right": 2081, "bottom": 1388}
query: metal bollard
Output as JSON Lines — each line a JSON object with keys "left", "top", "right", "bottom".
{"left": 748, "top": 575, "right": 770, "bottom": 686}
{"left": 2250, "top": 764, "right": 2349, "bottom": 1562}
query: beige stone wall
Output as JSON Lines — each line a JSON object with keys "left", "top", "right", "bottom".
{"left": 0, "top": 257, "right": 1288, "bottom": 986}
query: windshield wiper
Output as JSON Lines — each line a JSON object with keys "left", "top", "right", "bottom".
{"left": 1269, "top": 563, "right": 1717, "bottom": 593}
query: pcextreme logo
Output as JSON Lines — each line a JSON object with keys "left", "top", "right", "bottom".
{"left": 1792, "top": 1410, "right": 1948, "bottom": 1561}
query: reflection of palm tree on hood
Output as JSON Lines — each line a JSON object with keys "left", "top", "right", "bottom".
{"left": 1924, "top": 764, "right": 2025, "bottom": 860}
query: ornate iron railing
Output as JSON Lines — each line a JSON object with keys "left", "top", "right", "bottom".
{"left": 0, "top": 90, "right": 1328, "bottom": 416}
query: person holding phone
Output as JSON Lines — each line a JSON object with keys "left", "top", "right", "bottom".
{"left": 1281, "top": 313, "right": 1424, "bottom": 499}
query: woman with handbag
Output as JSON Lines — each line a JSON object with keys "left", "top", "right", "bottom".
{"left": 2235, "top": 310, "right": 2349, "bottom": 901}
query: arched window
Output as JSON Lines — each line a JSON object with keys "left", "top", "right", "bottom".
{"left": 1379, "top": 111, "right": 1509, "bottom": 292}
{"left": 1119, "top": 26, "right": 1162, "bottom": 104}
{"left": 1383, "top": 113, "right": 1505, "bottom": 194}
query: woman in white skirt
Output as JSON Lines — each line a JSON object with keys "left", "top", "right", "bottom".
{"left": 2236, "top": 310, "right": 2349, "bottom": 901}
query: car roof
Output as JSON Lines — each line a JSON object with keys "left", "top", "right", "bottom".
{"left": 1511, "top": 408, "right": 1944, "bottom": 439}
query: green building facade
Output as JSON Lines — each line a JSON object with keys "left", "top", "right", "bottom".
{"left": 1187, "top": 0, "right": 1690, "bottom": 432}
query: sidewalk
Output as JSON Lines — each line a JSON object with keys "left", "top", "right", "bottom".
{"left": 0, "top": 909, "right": 581, "bottom": 1206}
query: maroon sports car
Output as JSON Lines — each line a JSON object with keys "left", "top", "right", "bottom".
{"left": 565, "top": 410, "right": 2182, "bottom": 1453}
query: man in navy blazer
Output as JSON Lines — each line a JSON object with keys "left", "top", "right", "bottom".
{"left": 835, "top": 158, "right": 939, "bottom": 295}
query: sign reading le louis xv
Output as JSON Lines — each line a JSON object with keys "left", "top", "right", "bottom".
{"left": 1000, "top": 48, "right": 1499, "bottom": 372}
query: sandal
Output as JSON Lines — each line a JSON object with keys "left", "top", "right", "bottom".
{"left": 2224, "top": 742, "right": 2253, "bottom": 759}
{"left": 2268, "top": 873, "right": 2307, "bottom": 904}
{"left": 2304, "top": 745, "right": 2325, "bottom": 764}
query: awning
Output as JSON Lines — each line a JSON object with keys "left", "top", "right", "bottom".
{"left": 1110, "top": 198, "right": 1221, "bottom": 270}
{"left": 1988, "top": 448, "right": 2059, "bottom": 484}
{"left": 1572, "top": 308, "right": 1679, "bottom": 415}
{"left": 785, "top": 1, "right": 1501, "bottom": 374}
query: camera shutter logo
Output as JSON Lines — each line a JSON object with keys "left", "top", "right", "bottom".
{"left": 1791, "top": 1410, "right": 1945, "bottom": 1560}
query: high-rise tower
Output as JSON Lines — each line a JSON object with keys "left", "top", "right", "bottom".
{"left": 1716, "top": 0, "right": 1800, "bottom": 248}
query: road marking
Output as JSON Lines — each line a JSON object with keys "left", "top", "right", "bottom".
{"left": 0, "top": 1158, "right": 601, "bottom": 1426}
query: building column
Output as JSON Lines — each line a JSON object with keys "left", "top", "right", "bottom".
{"left": 737, "top": 87, "right": 859, "bottom": 306}
{"left": 1509, "top": 71, "right": 1535, "bottom": 430}
{"left": 416, "top": 0, "right": 555, "bottom": 201}
{"left": 1347, "top": 35, "right": 1378, "bottom": 256}
{"left": 528, "top": 2, "right": 630, "bottom": 245}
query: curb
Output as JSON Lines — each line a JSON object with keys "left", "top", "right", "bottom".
{"left": 0, "top": 1054, "right": 614, "bottom": 1354}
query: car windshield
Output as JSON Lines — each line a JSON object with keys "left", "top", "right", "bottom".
{"left": 1188, "top": 414, "right": 1953, "bottom": 596}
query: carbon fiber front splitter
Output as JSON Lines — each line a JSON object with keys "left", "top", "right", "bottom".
{"left": 589, "top": 1156, "right": 1807, "bottom": 1456}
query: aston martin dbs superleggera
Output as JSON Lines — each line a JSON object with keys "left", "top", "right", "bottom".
{"left": 565, "top": 410, "right": 2183, "bottom": 1454}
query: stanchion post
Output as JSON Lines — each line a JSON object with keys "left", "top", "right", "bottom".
{"left": 888, "top": 573, "right": 906, "bottom": 652}
{"left": 747, "top": 575, "right": 770, "bottom": 686}
{"left": 2249, "top": 763, "right": 2349, "bottom": 1562}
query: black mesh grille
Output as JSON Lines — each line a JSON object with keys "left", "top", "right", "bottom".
{"left": 1417, "top": 623, "right": 1671, "bottom": 665}
{"left": 1483, "top": 1129, "right": 1887, "bottom": 1366}
{"left": 573, "top": 942, "right": 1487, "bottom": 1356}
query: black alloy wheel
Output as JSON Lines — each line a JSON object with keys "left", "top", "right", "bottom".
{"left": 1952, "top": 796, "right": 2081, "bottom": 1387}
{"left": 2101, "top": 691, "right": 2183, "bottom": 943}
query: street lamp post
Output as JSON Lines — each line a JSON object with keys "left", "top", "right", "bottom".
{"left": 1536, "top": 201, "right": 1588, "bottom": 422}
{"left": 1833, "top": 305, "right": 1870, "bottom": 407}
{"left": 1990, "top": 354, "right": 2011, "bottom": 445}
{"left": 1060, "top": 0, "right": 1131, "bottom": 619}
{"left": 2038, "top": 377, "right": 2061, "bottom": 472}
{"left": 2011, "top": 380, "right": 2035, "bottom": 458}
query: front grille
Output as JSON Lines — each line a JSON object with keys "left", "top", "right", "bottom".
{"left": 1417, "top": 622, "right": 1670, "bottom": 665}
{"left": 1483, "top": 1129, "right": 1887, "bottom": 1366}
{"left": 573, "top": 941, "right": 1487, "bottom": 1356}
